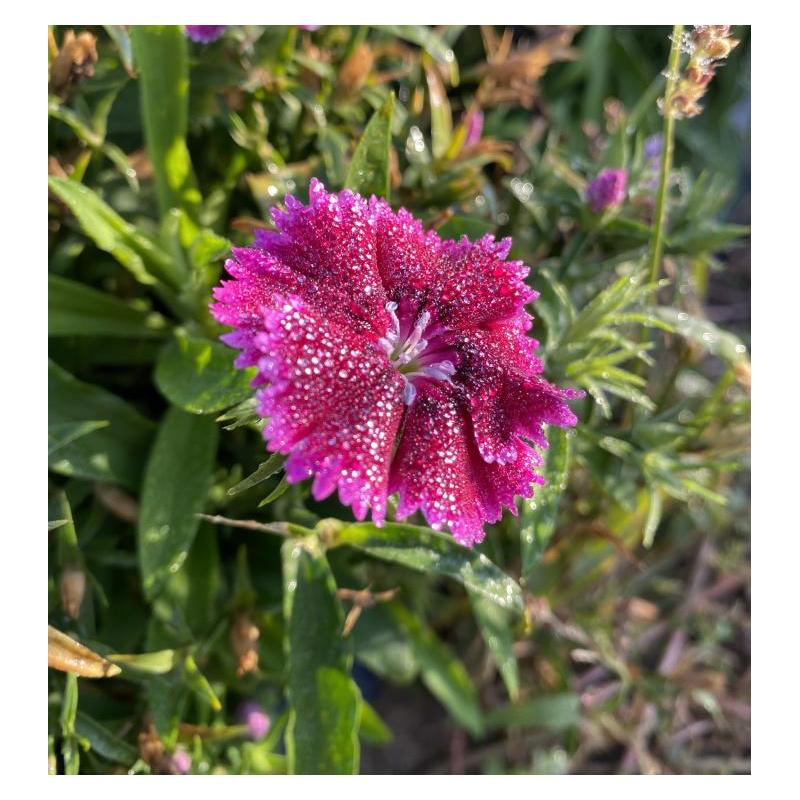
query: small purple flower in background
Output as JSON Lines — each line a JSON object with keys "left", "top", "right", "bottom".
{"left": 644, "top": 134, "right": 662, "bottom": 162}
{"left": 211, "top": 179, "right": 581, "bottom": 546}
{"left": 586, "top": 168, "right": 627, "bottom": 213}
{"left": 298, "top": 25, "right": 320, "bottom": 31}
{"left": 184, "top": 25, "right": 227, "bottom": 43}
{"left": 464, "top": 108, "right": 484, "bottom": 147}
{"left": 239, "top": 701, "right": 271, "bottom": 741}
{"left": 170, "top": 747, "right": 192, "bottom": 774}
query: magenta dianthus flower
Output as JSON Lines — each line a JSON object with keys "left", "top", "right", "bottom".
{"left": 184, "top": 25, "right": 227, "bottom": 43}
{"left": 586, "top": 168, "right": 627, "bottom": 213}
{"left": 211, "top": 179, "right": 581, "bottom": 546}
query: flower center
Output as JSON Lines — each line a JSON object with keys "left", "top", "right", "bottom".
{"left": 378, "top": 302, "right": 457, "bottom": 405}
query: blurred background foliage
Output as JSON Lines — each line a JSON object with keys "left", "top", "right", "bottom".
{"left": 48, "top": 24, "right": 750, "bottom": 775}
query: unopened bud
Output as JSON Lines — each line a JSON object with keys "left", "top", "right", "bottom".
{"left": 230, "top": 613, "right": 260, "bottom": 676}
{"left": 59, "top": 566, "right": 86, "bottom": 620}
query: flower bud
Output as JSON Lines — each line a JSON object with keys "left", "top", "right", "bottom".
{"left": 239, "top": 701, "right": 271, "bottom": 741}
{"left": 59, "top": 566, "right": 86, "bottom": 620}
{"left": 586, "top": 169, "right": 627, "bottom": 213}
{"left": 169, "top": 747, "right": 192, "bottom": 775}
{"left": 230, "top": 612, "right": 260, "bottom": 676}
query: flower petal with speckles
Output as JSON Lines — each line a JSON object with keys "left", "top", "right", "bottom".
{"left": 211, "top": 180, "right": 582, "bottom": 545}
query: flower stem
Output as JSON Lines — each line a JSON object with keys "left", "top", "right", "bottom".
{"left": 647, "top": 24, "right": 684, "bottom": 284}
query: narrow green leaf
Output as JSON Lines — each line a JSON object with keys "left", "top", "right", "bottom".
{"left": 183, "top": 654, "right": 222, "bottom": 711}
{"left": 258, "top": 475, "right": 290, "bottom": 507}
{"left": 329, "top": 521, "right": 523, "bottom": 613}
{"left": 379, "top": 26, "right": 459, "bottom": 84}
{"left": 48, "top": 361, "right": 155, "bottom": 489}
{"left": 60, "top": 673, "right": 81, "bottom": 775}
{"left": 385, "top": 601, "right": 483, "bottom": 736}
{"left": 228, "top": 453, "right": 286, "bottom": 496}
{"left": 48, "top": 420, "right": 110, "bottom": 456}
{"left": 107, "top": 649, "right": 180, "bottom": 675}
{"left": 138, "top": 407, "right": 218, "bottom": 599}
{"left": 345, "top": 93, "right": 394, "bottom": 200}
{"left": 359, "top": 700, "right": 393, "bottom": 745}
{"left": 643, "top": 485, "right": 663, "bottom": 548}
{"left": 653, "top": 306, "right": 749, "bottom": 363}
{"left": 424, "top": 56, "right": 452, "bottom": 159}
{"left": 216, "top": 397, "right": 261, "bottom": 431}
{"left": 520, "top": 427, "right": 572, "bottom": 581}
{"left": 130, "top": 25, "right": 202, "bottom": 239}
{"left": 484, "top": 693, "right": 580, "bottom": 731}
{"left": 155, "top": 330, "right": 256, "bottom": 414}
{"left": 49, "top": 274, "right": 168, "bottom": 339}
{"left": 75, "top": 712, "right": 137, "bottom": 765}
{"left": 282, "top": 537, "right": 360, "bottom": 775}
{"left": 467, "top": 587, "right": 520, "bottom": 701}
{"left": 48, "top": 176, "right": 179, "bottom": 288}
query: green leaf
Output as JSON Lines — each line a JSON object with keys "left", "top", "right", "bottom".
{"left": 328, "top": 521, "right": 523, "bottom": 612}
{"left": 216, "top": 397, "right": 261, "bottom": 430}
{"left": 359, "top": 700, "right": 393, "bottom": 745}
{"left": 75, "top": 712, "right": 137, "bottom": 765}
{"left": 258, "top": 475, "right": 290, "bottom": 507}
{"left": 107, "top": 649, "right": 181, "bottom": 675}
{"left": 183, "top": 653, "right": 222, "bottom": 711}
{"left": 468, "top": 587, "right": 520, "bottom": 701}
{"left": 48, "top": 176, "right": 179, "bottom": 289}
{"left": 137, "top": 407, "right": 219, "bottom": 599}
{"left": 60, "top": 673, "right": 80, "bottom": 775}
{"left": 130, "top": 26, "right": 201, "bottom": 240}
{"left": 48, "top": 420, "right": 110, "bottom": 456}
{"left": 352, "top": 604, "right": 420, "bottom": 684}
{"left": 484, "top": 693, "right": 580, "bottom": 731}
{"left": 48, "top": 361, "right": 155, "bottom": 489}
{"left": 228, "top": 453, "right": 286, "bottom": 496}
{"left": 653, "top": 306, "right": 749, "bottom": 363}
{"left": 424, "top": 56, "right": 452, "bottom": 159}
{"left": 345, "top": 93, "right": 394, "bottom": 200}
{"left": 282, "top": 537, "right": 360, "bottom": 775}
{"left": 379, "top": 26, "right": 459, "bottom": 84}
{"left": 520, "top": 427, "right": 572, "bottom": 581}
{"left": 49, "top": 274, "right": 168, "bottom": 339}
{"left": 385, "top": 601, "right": 483, "bottom": 736}
{"left": 155, "top": 330, "right": 256, "bottom": 414}
{"left": 436, "top": 215, "right": 495, "bottom": 240}
{"left": 146, "top": 674, "right": 186, "bottom": 748}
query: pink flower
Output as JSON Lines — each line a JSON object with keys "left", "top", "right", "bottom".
{"left": 586, "top": 168, "right": 627, "bottom": 213}
{"left": 169, "top": 747, "right": 192, "bottom": 774}
{"left": 184, "top": 25, "right": 227, "bottom": 43}
{"left": 211, "top": 179, "right": 580, "bottom": 546}
{"left": 239, "top": 701, "right": 271, "bottom": 741}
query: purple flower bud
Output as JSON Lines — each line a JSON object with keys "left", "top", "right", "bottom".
{"left": 239, "top": 701, "right": 271, "bottom": 741}
{"left": 644, "top": 134, "right": 663, "bottom": 162}
{"left": 464, "top": 109, "right": 484, "bottom": 147}
{"left": 184, "top": 25, "right": 227, "bottom": 43}
{"left": 170, "top": 748, "right": 192, "bottom": 774}
{"left": 586, "top": 169, "right": 627, "bottom": 213}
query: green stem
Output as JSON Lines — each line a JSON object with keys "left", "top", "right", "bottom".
{"left": 647, "top": 24, "right": 684, "bottom": 283}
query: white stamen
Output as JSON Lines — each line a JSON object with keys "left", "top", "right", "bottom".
{"left": 385, "top": 301, "right": 401, "bottom": 337}
{"left": 403, "top": 381, "right": 417, "bottom": 405}
{"left": 422, "top": 360, "right": 456, "bottom": 382}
